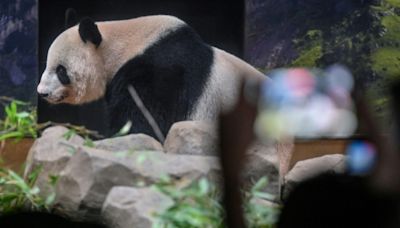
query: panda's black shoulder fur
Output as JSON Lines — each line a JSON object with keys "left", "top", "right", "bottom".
{"left": 105, "top": 24, "right": 214, "bottom": 138}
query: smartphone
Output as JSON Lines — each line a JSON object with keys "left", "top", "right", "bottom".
{"left": 255, "top": 65, "right": 357, "bottom": 141}
{"left": 253, "top": 65, "right": 378, "bottom": 175}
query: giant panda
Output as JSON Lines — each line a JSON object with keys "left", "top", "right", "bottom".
{"left": 37, "top": 14, "right": 265, "bottom": 138}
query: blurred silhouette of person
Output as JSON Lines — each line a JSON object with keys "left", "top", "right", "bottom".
{"left": 0, "top": 211, "right": 107, "bottom": 228}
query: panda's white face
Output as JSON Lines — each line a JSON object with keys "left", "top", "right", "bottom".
{"left": 38, "top": 27, "right": 107, "bottom": 104}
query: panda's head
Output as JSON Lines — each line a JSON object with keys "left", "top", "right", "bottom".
{"left": 38, "top": 17, "right": 107, "bottom": 104}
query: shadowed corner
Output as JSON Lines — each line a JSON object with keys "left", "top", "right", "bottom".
{"left": 0, "top": 211, "right": 108, "bottom": 228}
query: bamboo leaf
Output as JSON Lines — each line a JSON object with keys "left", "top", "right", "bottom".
{"left": 114, "top": 121, "right": 132, "bottom": 137}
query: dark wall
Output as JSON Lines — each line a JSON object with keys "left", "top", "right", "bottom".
{"left": 38, "top": 0, "right": 244, "bottom": 136}
{"left": 0, "top": 0, "right": 37, "bottom": 118}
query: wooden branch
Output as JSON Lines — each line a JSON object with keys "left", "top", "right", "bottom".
{"left": 127, "top": 85, "right": 165, "bottom": 143}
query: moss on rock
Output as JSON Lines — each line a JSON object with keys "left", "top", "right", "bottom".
{"left": 290, "top": 45, "right": 322, "bottom": 68}
{"left": 386, "top": 0, "right": 400, "bottom": 8}
{"left": 381, "top": 15, "right": 400, "bottom": 43}
{"left": 372, "top": 48, "right": 400, "bottom": 80}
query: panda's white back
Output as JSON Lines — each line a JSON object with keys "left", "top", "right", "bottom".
{"left": 190, "top": 47, "right": 265, "bottom": 120}
{"left": 96, "top": 16, "right": 187, "bottom": 80}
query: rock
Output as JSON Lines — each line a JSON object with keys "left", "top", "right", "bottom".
{"left": 24, "top": 126, "right": 84, "bottom": 195}
{"left": 276, "top": 139, "right": 295, "bottom": 182}
{"left": 164, "top": 121, "right": 218, "bottom": 156}
{"left": 25, "top": 122, "right": 286, "bottom": 222}
{"left": 243, "top": 141, "right": 280, "bottom": 195}
{"left": 102, "top": 186, "right": 173, "bottom": 228}
{"left": 283, "top": 154, "right": 346, "bottom": 199}
{"left": 163, "top": 121, "right": 288, "bottom": 195}
{"left": 53, "top": 146, "right": 220, "bottom": 220}
{"left": 94, "top": 134, "right": 163, "bottom": 152}
{"left": 53, "top": 147, "right": 137, "bottom": 220}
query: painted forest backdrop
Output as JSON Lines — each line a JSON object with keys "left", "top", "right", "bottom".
{"left": 245, "top": 0, "right": 400, "bottom": 124}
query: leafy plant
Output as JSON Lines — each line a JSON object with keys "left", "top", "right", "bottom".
{"left": 83, "top": 136, "right": 95, "bottom": 147}
{"left": 113, "top": 121, "right": 132, "bottom": 137}
{"left": 153, "top": 177, "right": 280, "bottom": 228}
{"left": 0, "top": 167, "right": 56, "bottom": 214}
{"left": 0, "top": 99, "right": 39, "bottom": 141}
{"left": 61, "top": 120, "right": 133, "bottom": 148}
{"left": 244, "top": 177, "right": 280, "bottom": 228}
{"left": 0, "top": 97, "right": 130, "bottom": 143}
{"left": 62, "top": 125, "right": 100, "bottom": 147}
{"left": 153, "top": 177, "right": 224, "bottom": 228}
{"left": 62, "top": 128, "right": 77, "bottom": 141}
{"left": 61, "top": 124, "right": 103, "bottom": 139}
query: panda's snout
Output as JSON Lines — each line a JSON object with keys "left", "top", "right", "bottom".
{"left": 38, "top": 92, "right": 49, "bottom": 98}
{"left": 37, "top": 83, "right": 49, "bottom": 96}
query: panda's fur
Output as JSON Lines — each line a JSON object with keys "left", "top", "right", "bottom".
{"left": 38, "top": 15, "right": 265, "bottom": 137}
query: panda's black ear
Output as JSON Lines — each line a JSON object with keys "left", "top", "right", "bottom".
{"left": 79, "top": 17, "right": 102, "bottom": 48}
{"left": 65, "top": 8, "right": 78, "bottom": 29}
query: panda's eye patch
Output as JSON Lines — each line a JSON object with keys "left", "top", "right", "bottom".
{"left": 56, "top": 65, "right": 71, "bottom": 85}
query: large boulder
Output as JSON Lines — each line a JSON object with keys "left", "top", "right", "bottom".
{"left": 283, "top": 154, "right": 346, "bottom": 199}
{"left": 164, "top": 121, "right": 218, "bottom": 156}
{"left": 24, "top": 126, "right": 84, "bottom": 195}
{"left": 94, "top": 134, "right": 163, "bottom": 152}
{"left": 102, "top": 186, "right": 173, "bottom": 228}
{"left": 164, "top": 121, "right": 284, "bottom": 195}
{"left": 52, "top": 146, "right": 220, "bottom": 220}
{"left": 25, "top": 121, "right": 287, "bottom": 223}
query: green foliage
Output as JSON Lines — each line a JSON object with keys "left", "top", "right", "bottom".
{"left": 83, "top": 136, "right": 95, "bottom": 148}
{"left": 371, "top": 48, "right": 400, "bottom": 79}
{"left": 365, "top": 0, "right": 400, "bottom": 123}
{"left": 62, "top": 129, "right": 77, "bottom": 140}
{"left": 153, "top": 177, "right": 280, "bottom": 228}
{"left": 381, "top": 15, "right": 400, "bottom": 42}
{"left": 244, "top": 177, "right": 280, "bottom": 228}
{"left": 374, "top": 6, "right": 400, "bottom": 81}
{"left": 60, "top": 123, "right": 103, "bottom": 140}
{"left": 153, "top": 177, "right": 224, "bottom": 228}
{"left": 61, "top": 125, "right": 102, "bottom": 147}
{"left": 290, "top": 29, "right": 323, "bottom": 68}
{"left": 386, "top": 0, "right": 400, "bottom": 8}
{"left": 291, "top": 45, "right": 322, "bottom": 68}
{"left": 0, "top": 98, "right": 129, "bottom": 143}
{"left": 61, "top": 120, "right": 132, "bottom": 147}
{"left": 113, "top": 121, "right": 132, "bottom": 137}
{"left": 0, "top": 167, "right": 56, "bottom": 214}
{"left": 0, "top": 99, "right": 38, "bottom": 141}
{"left": 306, "top": 30, "right": 322, "bottom": 40}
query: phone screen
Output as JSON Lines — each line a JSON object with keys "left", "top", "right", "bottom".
{"left": 255, "top": 65, "right": 357, "bottom": 141}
